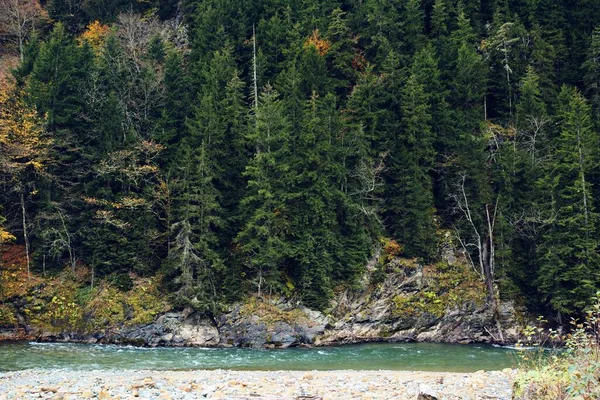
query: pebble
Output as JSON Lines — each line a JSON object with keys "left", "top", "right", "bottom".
{"left": 0, "top": 369, "right": 517, "bottom": 399}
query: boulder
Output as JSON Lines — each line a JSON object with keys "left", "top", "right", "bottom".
{"left": 217, "top": 300, "right": 327, "bottom": 348}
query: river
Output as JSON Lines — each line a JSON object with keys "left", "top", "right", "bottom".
{"left": 0, "top": 342, "right": 523, "bottom": 372}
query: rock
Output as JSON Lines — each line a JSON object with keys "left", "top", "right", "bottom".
{"left": 417, "top": 393, "right": 438, "bottom": 400}
{"left": 416, "top": 383, "right": 439, "bottom": 399}
{"left": 6, "top": 246, "right": 527, "bottom": 348}
{"left": 216, "top": 300, "right": 327, "bottom": 348}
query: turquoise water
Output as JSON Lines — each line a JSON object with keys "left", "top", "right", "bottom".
{"left": 0, "top": 342, "right": 523, "bottom": 372}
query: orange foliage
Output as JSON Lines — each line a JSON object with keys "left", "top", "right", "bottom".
{"left": 304, "top": 29, "right": 330, "bottom": 56}
{"left": 0, "top": 245, "right": 42, "bottom": 299}
{"left": 383, "top": 239, "right": 403, "bottom": 258}
{"left": 79, "top": 20, "right": 110, "bottom": 51}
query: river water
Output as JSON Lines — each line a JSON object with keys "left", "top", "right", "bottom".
{"left": 0, "top": 342, "right": 523, "bottom": 372}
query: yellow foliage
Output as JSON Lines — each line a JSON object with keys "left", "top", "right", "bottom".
{"left": 0, "top": 79, "right": 49, "bottom": 178}
{"left": 304, "top": 29, "right": 330, "bottom": 56}
{"left": 484, "top": 121, "right": 515, "bottom": 140}
{"left": 0, "top": 228, "right": 15, "bottom": 242}
{"left": 0, "top": 304, "right": 17, "bottom": 326}
{"left": 0, "top": 250, "right": 169, "bottom": 333}
{"left": 84, "top": 276, "right": 168, "bottom": 331}
{"left": 80, "top": 21, "right": 110, "bottom": 51}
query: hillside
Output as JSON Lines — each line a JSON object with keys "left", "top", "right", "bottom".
{"left": 1, "top": 0, "right": 600, "bottom": 329}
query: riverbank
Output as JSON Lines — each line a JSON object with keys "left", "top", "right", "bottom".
{"left": 0, "top": 369, "right": 517, "bottom": 399}
{"left": 0, "top": 244, "right": 527, "bottom": 350}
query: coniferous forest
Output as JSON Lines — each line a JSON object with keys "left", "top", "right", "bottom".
{"left": 2, "top": 0, "right": 600, "bottom": 323}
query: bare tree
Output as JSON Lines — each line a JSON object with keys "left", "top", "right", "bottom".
{"left": 350, "top": 150, "right": 387, "bottom": 226}
{"left": 115, "top": 11, "right": 162, "bottom": 72}
{"left": 42, "top": 207, "right": 77, "bottom": 274}
{"left": 520, "top": 114, "right": 549, "bottom": 164}
{"left": 0, "top": 0, "right": 46, "bottom": 61}
{"left": 451, "top": 173, "right": 504, "bottom": 342}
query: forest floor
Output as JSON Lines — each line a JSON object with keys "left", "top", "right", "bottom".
{"left": 0, "top": 368, "right": 516, "bottom": 399}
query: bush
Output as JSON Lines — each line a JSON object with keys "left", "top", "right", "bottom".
{"left": 109, "top": 272, "right": 134, "bottom": 292}
{"left": 513, "top": 294, "right": 600, "bottom": 399}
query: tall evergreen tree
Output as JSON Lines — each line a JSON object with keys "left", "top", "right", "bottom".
{"left": 165, "top": 139, "right": 224, "bottom": 313}
{"left": 385, "top": 69, "right": 436, "bottom": 259}
{"left": 537, "top": 87, "right": 600, "bottom": 318}
{"left": 236, "top": 85, "right": 290, "bottom": 295}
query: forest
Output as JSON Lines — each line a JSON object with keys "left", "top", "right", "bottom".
{"left": 1, "top": 0, "right": 600, "bottom": 323}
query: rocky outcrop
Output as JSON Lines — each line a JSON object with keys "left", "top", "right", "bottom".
{"left": 7, "top": 243, "right": 526, "bottom": 348}
{"left": 315, "top": 295, "right": 523, "bottom": 346}
{"left": 115, "top": 310, "right": 220, "bottom": 346}
{"left": 217, "top": 301, "right": 328, "bottom": 348}
{"left": 313, "top": 244, "right": 525, "bottom": 346}
{"left": 27, "top": 308, "right": 220, "bottom": 347}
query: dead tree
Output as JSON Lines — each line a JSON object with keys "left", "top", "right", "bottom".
{"left": 452, "top": 173, "right": 504, "bottom": 342}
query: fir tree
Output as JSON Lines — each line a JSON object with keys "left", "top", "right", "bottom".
{"left": 236, "top": 85, "right": 290, "bottom": 295}
{"left": 537, "top": 87, "right": 600, "bottom": 318}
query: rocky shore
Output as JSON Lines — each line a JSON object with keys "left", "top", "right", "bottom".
{"left": 15, "top": 278, "right": 524, "bottom": 349}
{"left": 0, "top": 368, "right": 517, "bottom": 399}
{"left": 1, "top": 243, "right": 527, "bottom": 349}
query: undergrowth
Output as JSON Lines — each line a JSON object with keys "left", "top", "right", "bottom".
{"left": 0, "top": 245, "right": 169, "bottom": 334}
{"left": 513, "top": 293, "right": 600, "bottom": 400}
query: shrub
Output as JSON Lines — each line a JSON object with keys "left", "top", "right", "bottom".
{"left": 109, "top": 272, "right": 134, "bottom": 292}
{"left": 513, "top": 294, "right": 600, "bottom": 399}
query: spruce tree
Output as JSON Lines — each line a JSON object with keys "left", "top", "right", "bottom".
{"left": 537, "top": 87, "right": 600, "bottom": 318}
{"left": 385, "top": 70, "right": 436, "bottom": 259}
{"left": 236, "top": 85, "right": 290, "bottom": 295}
{"left": 165, "top": 140, "right": 224, "bottom": 313}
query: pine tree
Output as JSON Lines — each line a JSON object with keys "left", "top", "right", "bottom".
{"left": 385, "top": 69, "right": 437, "bottom": 259}
{"left": 583, "top": 26, "right": 600, "bottom": 125}
{"left": 28, "top": 23, "right": 91, "bottom": 129}
{"left": 403, "top": 0, "right": 426, "bottom": 55}
{"left": 154, "top": 50, "right": 191, "bottom": 167}
{"left": 537, "top": 87, "right": 600, "bottom": 318}
{"left": 326, "top": 8, "right": 358, "bottom": 97}
{"left": 187, "top": 46, "right": 248, "bottom": 245}
{"left": 283, "top": 93, "right": 341, "bottom": 308}
{"left": 165, "top": 140, "right": 224, "bottom": 313}
{"left": 496, "top": 67, "right": 550, "bottom": 310}
{"left": 236, "top": 85, "right": 290, "bottom": 295}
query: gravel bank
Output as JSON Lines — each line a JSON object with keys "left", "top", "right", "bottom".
{"left": 0, "top": 369, "right": 516, "bottom": 399}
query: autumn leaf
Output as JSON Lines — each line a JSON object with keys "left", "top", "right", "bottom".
{"left": 0, "top": 78, "right": 49, "bottom": 178}
{"left": 79, "top": 20, "right": 111, "bottom": 51}
{"left": 304, "top": 29, "right": 330, "bottom": 56}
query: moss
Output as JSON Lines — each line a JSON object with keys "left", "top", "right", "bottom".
{"left": 83, "top": 276, "right": 168, "bottom": 331}
{"left": 0, "top": 304, "right": 17, "bottom": 326}
{"left": 391, "top": 260, "right": 486, "bottom": 319}
{"left": 239, "top": 296, "right": 310, "bottom": 328}
{"left": 1, "top": 256, "right": 169, "bottom": 335}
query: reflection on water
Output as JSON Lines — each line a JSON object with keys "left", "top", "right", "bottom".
{"left": 0, "top": 341, "right": 523, "bottom": 372}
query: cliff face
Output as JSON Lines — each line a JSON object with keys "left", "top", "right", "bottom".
{"left": 6, "top": 241, "right": 526, "bottom": 347}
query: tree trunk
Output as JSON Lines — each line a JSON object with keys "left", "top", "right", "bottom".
{"left": 482, "top": 237, "right": 504, "bottom": 343}
{"left": 20, "top": 191, "right": 31, "bottom": 281}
